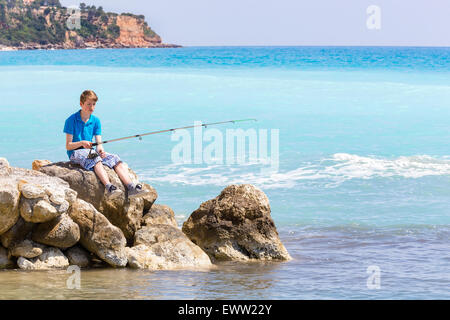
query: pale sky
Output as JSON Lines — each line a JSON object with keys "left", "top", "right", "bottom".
{"left": 60, "top": 0, "right": 450, "bottom": 47}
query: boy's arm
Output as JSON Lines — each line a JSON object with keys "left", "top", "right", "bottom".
{"left": 66, "top": 134, "right": 92, "bottom": 150}
{"left": 95, "top": 135, "right": 107, "bottom": 158}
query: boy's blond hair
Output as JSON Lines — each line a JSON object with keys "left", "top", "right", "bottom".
{"left": 80, "top": 90, "right": 98, "bottom": 104}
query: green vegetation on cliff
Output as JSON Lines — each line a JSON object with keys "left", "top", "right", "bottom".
{"left": 0, "top": 0, "right": 64, "bottom": 45}
{"left": 0, "top": 0, "right": 160, "bottom": 47}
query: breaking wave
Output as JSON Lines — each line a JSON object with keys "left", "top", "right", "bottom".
{"left": 137, "top": 154, "right": 450, "bottom": 189}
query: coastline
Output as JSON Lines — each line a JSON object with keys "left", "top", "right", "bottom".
{"left": 0, "top": 43, "right": 182, "bottom": 51}
{"left": 0, "top": 1, "right": 182, "bottom": 52}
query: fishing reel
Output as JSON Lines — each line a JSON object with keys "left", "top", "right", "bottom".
{"left": 87, "top": 148, "right": 100, "bottom": 159}
{"left": 74, "top": 145, "right": 99, "bottom": 159}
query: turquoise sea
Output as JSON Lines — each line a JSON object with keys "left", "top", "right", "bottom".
{"left": 0, "top": 47, "right": 449, "bottom": 299}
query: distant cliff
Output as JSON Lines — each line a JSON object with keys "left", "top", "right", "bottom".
{"left": 0, "top": 0, "right": 180, "bottom": 50}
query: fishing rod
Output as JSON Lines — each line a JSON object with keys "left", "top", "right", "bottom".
{"left": 79, "top": 118, "right": 258, "bottom": 158}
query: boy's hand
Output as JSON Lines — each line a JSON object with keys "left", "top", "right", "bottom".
{"left": 97, "top": 148, "right": 107, "bottom": 159}
{"left": 80, "top": 141, "right": 93, "bottom": 149}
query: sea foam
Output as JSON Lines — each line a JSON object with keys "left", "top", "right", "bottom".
{"left": 137, "top": 153, "right": 450, "bottom": 189}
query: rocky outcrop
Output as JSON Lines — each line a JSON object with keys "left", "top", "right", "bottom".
{"left": 0, "top": 157, "right": 290, "bottom": 272}
{"left": 116, "top": 15, "right": 161, "bottom": 47}
{"left": 182, "top": 184, "right": 292, "bottom": 261}
{"left": 39, "top": 161, "right": 157, "bottom": 243}
{"left": 125, "top": 201, "right": 212, "bottom": 270}
{"left": 0, "top": 2, "right": 181, "bottom": 50}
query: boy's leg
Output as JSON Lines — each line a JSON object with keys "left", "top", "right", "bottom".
{"left": 99, "top": 153, "right": 133, "bottom": 188}
{"left": 94, "top": 161, "right": 111, "bottom": 186}
{"left": 113, "top": 162, "right": 133, "bottom": 187}
{"left": 94, "top": 162, "right": 123, "bottom": 199}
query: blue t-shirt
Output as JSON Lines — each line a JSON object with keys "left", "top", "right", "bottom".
{"left": 63, "top": 110, "right": 101, "bottom": 159}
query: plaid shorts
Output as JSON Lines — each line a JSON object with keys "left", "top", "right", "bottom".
{"left": 70, "top": 149, "right": 122, "bottom": 171}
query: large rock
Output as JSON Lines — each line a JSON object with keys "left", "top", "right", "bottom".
{"left": 17, "top": 247, "right": 69, "bottom": 270}
{"left": 0, "top": 180, "right": 20, "bottom": 236}
{"left": 18, "top": 180, "right": 74, "bottom": 208}
{"left": 20, "top": 183, "right": 47, "bottom": 199}
{"left": 7, "top": 164, "right": 76, "bottom": 204}
{"left": 182, "top": 184, "right": 291, "bottom": 262}
{"left": 18, "top": 180, "right": 72, "bottom": 224}
{"left": 142, "top": 204, "right": 178, "bottom": 228}
{"left": 38, "top": 161, "right": 157, "bottom": 242}
{"left": 69, "top": 198, "right": 127, "bottom": 267}
{"left": 1, "top": 161, "right": 76, "bottom": 229}
{"left": 125, "top": 244, "right": 165, "bottom": 269}
{"left": 126, "top": 224, "right": 212, "bottom": 270}
{"left": 32, "top": 214, "right": 80, "bottom": 249}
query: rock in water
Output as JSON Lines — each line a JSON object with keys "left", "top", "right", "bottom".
{"left": 10, "top": 239, "right": 45, "bottom": 258}
{"left": 126, "top": 224, "right": 212, "bottom": 270}
{"left": 182, "top": 184, "right": 292, "bottom": 261}
{"left": 17, "top": 247, "right": 70, "bottom": 270}
{"left": 125, "top": 244, "right": 166, "bottom": 269}
{"left": 69, "top": 198, "right": 128, "bottom": 267}
{"left": 65, "top": 245, "right": 91, "bottom": 268}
